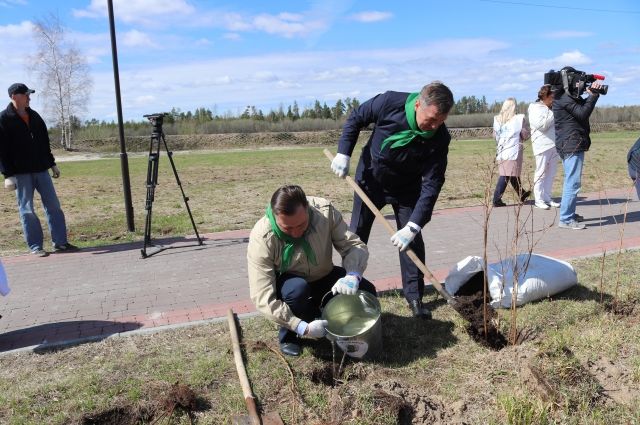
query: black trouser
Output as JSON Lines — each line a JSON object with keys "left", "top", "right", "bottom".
{"left": 493, "top": 176, "right": 523, "bottom": 204}
{"left": 350, "top": 188, "right": 426, "bottom": 304}
{"left": 276, "top": 266, "right": 377, "bottom": 344}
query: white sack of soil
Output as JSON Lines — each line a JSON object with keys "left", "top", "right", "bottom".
{"left": 444, "top": 254, "right": 577, "bottom": 308}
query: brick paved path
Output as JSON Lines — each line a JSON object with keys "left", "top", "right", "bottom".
{"left": 1, "top": 188, "right": 639, "bottom": 352}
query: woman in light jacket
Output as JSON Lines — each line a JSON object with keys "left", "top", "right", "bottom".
{"left": 528, "top": 85, "right": 560, "bottom": 209}
{"left": 492, "top": 98, "right": 531, "bottom": 207}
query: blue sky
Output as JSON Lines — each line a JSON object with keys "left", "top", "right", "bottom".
{"left": 1, "top": 0, "right": 639, "bottom": 122}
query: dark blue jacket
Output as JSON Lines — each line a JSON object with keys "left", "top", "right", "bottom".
{"left": 0, "top": 103, "right": 55, "bottom": 177}
{"left": 337, "top": 91, "right": 450, "bottom": 227}
{"left": 552, "top": 90, "right": 599, "bottom": 158}
{"left": 628, "top": 137, "right": 640, "bottom": 171}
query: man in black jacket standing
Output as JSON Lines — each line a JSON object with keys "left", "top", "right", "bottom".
{"left": 330, "top": 81, "right": 454, "bottom": 318}
{"left": 552, "top": 68, "right": 604, "bottom": 230}
{"left": 0, "top": 83, "right": 77, "bottom": 257}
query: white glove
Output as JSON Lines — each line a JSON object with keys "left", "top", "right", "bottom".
{"left": 390, "top": 222, "right": 421, "bottom": 252}
{"left": 51, "top": 165, "right": 60, "bottom": 178}
{"left": 331, "top": 274, "right": 360, "bottom": 295}
{"left": 304, "top": 319, "right": 328, "bottom": 338}
{"left": 331, "top": 153, "right": 350, "bottom": 178}
{"left": 4, "top": 177, "right": 16, "bottom": 191}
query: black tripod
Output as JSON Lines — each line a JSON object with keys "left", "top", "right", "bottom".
{"left": 141, "top": 113, "right": 203, "bottom": 258}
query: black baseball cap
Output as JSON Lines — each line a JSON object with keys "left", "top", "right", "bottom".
{"left": 8, "top": 83, "right": 35, "bottom": 97}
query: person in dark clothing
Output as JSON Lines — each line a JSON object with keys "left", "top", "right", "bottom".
{"left": 0, "top": 83, "right": 78, "bottom": 257}
{"left": 628, "top": 136, "right": 640, "bottom": 200}
{"left": 330, "top": 81, "right": 454, "bottom": 318}
{"left": 552, "top": 67, "right": 604, "bottom": 230}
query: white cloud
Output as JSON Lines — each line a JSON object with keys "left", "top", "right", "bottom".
{"left": 0, "top": 20, "right": 33, "bottom": 37}
{"left": 496, "top": 82, "right": 528, "bottom": 92}
{"left": 544, "top": 30, "right": 593, "bottom": 39}
{"left": 71, "top": 37, "right": 637, "bottom": 121}
{"left": 252, "top": 13, "right": 327, "bottom": 38}
{"left": 553, "top": 50, "right": 592, "bottom": 66}
{"left": 122, "top": 30, "right": 157, "bottom": 48}
{"left": 276, "top": 80, "right": 302, "bottom": 89}
{"left": 73, "top": 0, "right": 195, "bottom": 25}
{"left": 349, "top": 11, "right": 393, "bottom": 23}
{"left": 195, "top": 38, "right": 211, "bottom": 46}
{"left": 222, "top": 33, "right": 241, "bottom": 41}
{"left": 0, "top": 0, "right": 27, "bottom": 6}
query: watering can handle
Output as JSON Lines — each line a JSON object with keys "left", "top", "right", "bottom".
{"left": 320, "top": 290, "right": 334, "bottom": 310}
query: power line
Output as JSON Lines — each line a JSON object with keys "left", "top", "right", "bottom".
{"left": 479, "top": 0, "right": 640, "bottom": 14}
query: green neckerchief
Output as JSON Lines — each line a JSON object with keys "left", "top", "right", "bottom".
{"left": 381, "top": 92, "right": 436, "bottom": 151}
{"left": 265, "top": 204, "right": 317, "bottom": 273}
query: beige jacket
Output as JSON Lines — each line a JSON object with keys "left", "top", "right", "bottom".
{"left": 247, "top": 197, "right": 368, "bottom": 330}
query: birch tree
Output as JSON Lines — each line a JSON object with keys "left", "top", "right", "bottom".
{"left": 31, "top": 14, "right": 92, "bottom": 150}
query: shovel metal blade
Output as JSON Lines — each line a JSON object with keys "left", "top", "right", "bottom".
{"left": 231, "top": 411, "right": 284, "bottom": 425}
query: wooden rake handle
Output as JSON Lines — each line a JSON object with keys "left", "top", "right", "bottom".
{"left": 227, "top": 309, "right": 261, "bottom": 425}
{"left": 323, "top": 149, "right": 456, "bottom": 304}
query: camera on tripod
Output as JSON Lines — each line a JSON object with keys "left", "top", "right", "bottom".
{"left": 140, "top": 111, "right": 202, "bottom": 258}
{"left": 143, "top": 112, "right": 167, "bottom": 130}
{"left": 544, "top": 66, "right": 608, "bottom": 97}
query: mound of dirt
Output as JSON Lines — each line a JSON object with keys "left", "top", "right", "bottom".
{"left": 373, "top": 380, "right": 468, "bottom": 425}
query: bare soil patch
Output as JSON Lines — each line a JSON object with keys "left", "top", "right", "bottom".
{"left": 450, "top": 271, "right": 508, "bottom": 350}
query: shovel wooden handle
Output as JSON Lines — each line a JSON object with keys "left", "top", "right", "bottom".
{"left": 228, "top": 309, "right": 261, "bottom": 425}
{"left": 324, "top": 148, "right": 455, "bottom": 304}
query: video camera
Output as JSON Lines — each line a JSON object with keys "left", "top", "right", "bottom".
{"left": 544, "top": 67, "right": 608, "bottom": 97}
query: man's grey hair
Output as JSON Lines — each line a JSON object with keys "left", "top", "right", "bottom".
{"left": 419, "top": 81, "right": 454, "bottom": 114}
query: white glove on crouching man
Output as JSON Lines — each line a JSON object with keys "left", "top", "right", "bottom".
{"left": 331, "top": 273, "right": 361, "bottom": 295}
{"left": 390, "top": 222, "right": 421, "bottom": 252}
{"left": 295, "top": 319, "right": 328, "bottom": 339}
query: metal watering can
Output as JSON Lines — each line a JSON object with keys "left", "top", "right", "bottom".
{"left": 321, "top": 290, "right": 382, "bottom": 359}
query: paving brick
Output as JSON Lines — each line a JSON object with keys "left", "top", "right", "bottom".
{"left": 1, "top": 188, "right": 639, "bottom": 351}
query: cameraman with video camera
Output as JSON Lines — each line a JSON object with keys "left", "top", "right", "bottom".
{"left": 546, "top": 66, "right": 605, "bottom": 229}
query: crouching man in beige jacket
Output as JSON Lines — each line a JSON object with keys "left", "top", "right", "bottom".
{"left": 247, "top": 184, "right": 377, "bottom": 357}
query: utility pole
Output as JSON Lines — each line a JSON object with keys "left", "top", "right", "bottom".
{"left": 107, "top": 0, "right": 135, "bottom": 231}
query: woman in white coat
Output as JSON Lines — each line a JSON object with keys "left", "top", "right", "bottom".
{"left": 528, "top": 85, "right": 560, "bottom": 209}
{"left": 492, "top": 98, "right": 531, "bottom": 207}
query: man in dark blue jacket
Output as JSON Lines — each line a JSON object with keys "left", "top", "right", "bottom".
{"left": 330, "top": 81, "right": 454, "bottom": 318}
{"left": 0, "top": 83, "right": 77, "bottom": 257}
{"left": 552, "top": 67, "right": 603, "bottom": 230}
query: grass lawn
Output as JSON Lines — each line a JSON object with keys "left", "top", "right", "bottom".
{"left": 0, "top": 131, "right": 636, "bottom": 255}
{"left": 0, "top": 131, "right": 638, "bottom": 424}
{"left": 0, "top": 251, "right": 638, "bottom": 424}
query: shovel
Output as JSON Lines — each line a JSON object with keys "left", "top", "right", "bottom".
{"left": 323, "top": 149, "right": 457, "bottom": 305}
{"left": 228, "top": 309, "right": 284, "bottom": 425}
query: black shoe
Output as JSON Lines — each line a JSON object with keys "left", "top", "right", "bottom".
{"left": 53, "top": 243, "right": 79, "bottom": 252}
{"left": 279, "top": 342, "right": 301, "bottom": 357}
{"left": 573, "top": 213, "right": 584, "bottom": 222}
{"left": 520, "top": 190, "right": 531, "bottom": 203}
{"left": 409, "top": 300, "right": 432, "bottom": 319}
{"left": 493, "top": 199, "right": 507, "bottom": 207}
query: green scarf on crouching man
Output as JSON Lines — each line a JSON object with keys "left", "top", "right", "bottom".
{"left": 381, "top": 92, "right": 436, "bottom": 151}
{"left": 266, "top": 204, "right": 317, "bottom": 273}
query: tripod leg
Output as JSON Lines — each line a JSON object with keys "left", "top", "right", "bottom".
{"left": 141, "top": 134, "right": 161, "bottom": 257}
{"left": 161, "top": 133, "right": 203, "bottom": 245}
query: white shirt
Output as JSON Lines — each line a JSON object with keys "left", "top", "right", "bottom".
{"left": 528, "top": 101, "right": 556, "bottom": 155}
{"left": 494, "top": 114, "right": 525, "bottom": 161}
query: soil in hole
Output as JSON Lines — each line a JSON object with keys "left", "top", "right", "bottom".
{"left": 451, "top": 271, "right": 508, "bottom": 350}
{"left": 79, "top": 405, "right": 152, "bottom": 425}
{"left": 605, "top": 297, "right": 638, "bottom": 316}
{"left": 309, "top": 363, "right": 336, "bottom": 386}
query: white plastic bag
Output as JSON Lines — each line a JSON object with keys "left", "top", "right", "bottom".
{"left": 444, "top": 254, "right": 577, "bottom": 308}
